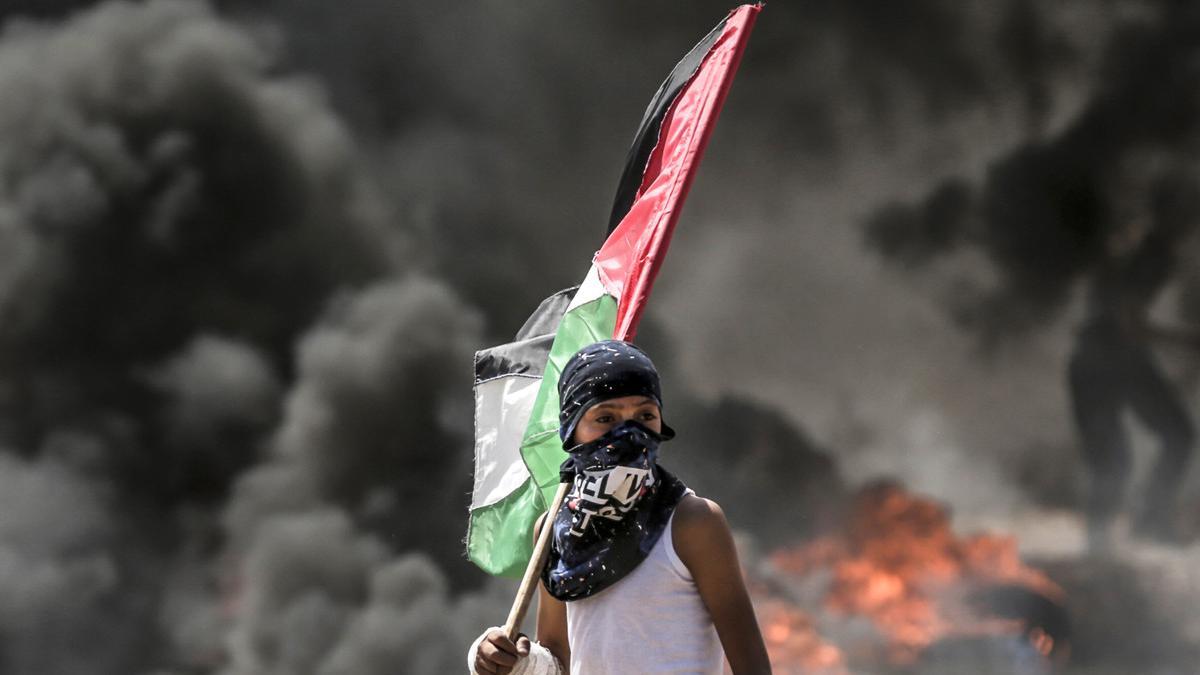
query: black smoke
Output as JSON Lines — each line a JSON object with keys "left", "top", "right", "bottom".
{"left": 7, "top": 1, "right": 1200, "bottom": 674}
{"left": 865, "top": 1, "right": 1200, "bottom": 343}
{"left": 0, "top": 2, "right": 860, "bottom": 673}
{"left": 0, "top": 2, "right": 474, "bottom": 673}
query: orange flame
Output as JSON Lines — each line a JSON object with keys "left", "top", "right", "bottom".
{"left": 754, "top": 599, "right": 847, "bottom": 675}
{"left": 759, "top": 482, "right": 1065, "bottom": 669}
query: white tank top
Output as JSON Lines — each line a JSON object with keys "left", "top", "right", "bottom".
{"left": 565, "top": 505, "right": 723, "bottom": 674}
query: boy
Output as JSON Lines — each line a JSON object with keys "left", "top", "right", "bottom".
{"left": 470, "top": 340, "right": 771, "bottom": 674}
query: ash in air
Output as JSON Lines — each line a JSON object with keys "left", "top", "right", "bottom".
{"left": 1, "top": 1, "right": 1199, "bottom": 674}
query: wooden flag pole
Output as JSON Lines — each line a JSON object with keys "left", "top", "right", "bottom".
{"left": 503, "top": 481, "right": 571, "bottom": 641}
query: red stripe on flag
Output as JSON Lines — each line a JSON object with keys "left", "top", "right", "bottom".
{"left": 594, "top": 4, "right": 760, "bottom": 340}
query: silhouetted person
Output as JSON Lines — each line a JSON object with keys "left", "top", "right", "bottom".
{"left": 1069, "top": 193, "right": 1197, "bottom": 550}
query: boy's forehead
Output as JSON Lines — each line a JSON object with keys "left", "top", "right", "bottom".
{"left": 590, "top": 395, "right": 658, "bottom": 409}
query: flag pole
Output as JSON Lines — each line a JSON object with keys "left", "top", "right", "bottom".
{"left": 503, "top": 481, "right": 571, "bottom": 641}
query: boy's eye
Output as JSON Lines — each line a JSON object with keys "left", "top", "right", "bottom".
{"left": 594, "top": 415, "right": 614, "bottom": 424}
{"left": 639, "top": 411, "right": 658, "bottom": 421}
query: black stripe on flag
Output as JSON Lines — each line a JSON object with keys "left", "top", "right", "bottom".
{"left": 473, "top": 285, "right": 579, "bottom": 383}
{"left": 606, "top": 16, "right": 729, "bottom": 234}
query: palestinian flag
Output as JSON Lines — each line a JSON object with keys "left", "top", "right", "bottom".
{"left": 468, "top": 4, "right": 761, "bottom": 577}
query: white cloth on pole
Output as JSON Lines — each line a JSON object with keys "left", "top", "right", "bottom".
{"left": 468, "top": 628, "right": 564, "bottom": 675}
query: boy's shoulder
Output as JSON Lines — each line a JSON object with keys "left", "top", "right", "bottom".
{"left": 672, "top": 493, "right": 731, "bottom": 541}
{"left": 671, "top": 494, "right": 738, "bottom": 574}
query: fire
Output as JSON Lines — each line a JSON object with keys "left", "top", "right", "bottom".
{"left": 758, "top": 481, "right": 1066, "bottom": 670}
{"left": 754, "top": 599, "right": 847, "bottom": 674}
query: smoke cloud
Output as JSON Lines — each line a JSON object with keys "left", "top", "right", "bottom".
{"left": 865, "top": 2, "right": 1200, "bottom": 342}
{"left": 0, "top": 452, "right": 155, "bottom": 674}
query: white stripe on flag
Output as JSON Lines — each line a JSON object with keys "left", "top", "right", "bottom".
{"left": 565, "top": 264, "right": 608, "bottom": 312}
{"left": 471, "top": 374, "right": 540, "bottom": 509}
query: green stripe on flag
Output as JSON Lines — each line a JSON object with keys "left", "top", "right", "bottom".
{"left": 519, "top": 292, "right": 618, "bottom": 507}
{"left": 466, "top": 290, "right": 617, "bottom": 577}
{"left": 466, "top": 476, "right": 542, "bottom": 577}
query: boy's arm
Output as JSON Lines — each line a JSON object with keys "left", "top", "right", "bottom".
{"left": 673, "top": 495, "right": 772, "bottom": 675}
{"left": 535, "top": 514, "right": 572, "bottom": 671}
{"left": 473, "top": 515, "right": 569, "bottom": 675}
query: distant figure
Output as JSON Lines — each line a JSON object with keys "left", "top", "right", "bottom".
{"left": 1069, "top": 183, "right": 1197, "bottom": 550}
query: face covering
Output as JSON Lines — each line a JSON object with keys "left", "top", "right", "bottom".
{"left": 544, "top": 420, "right": 687, "bottom": 600}
{"left": 559, "top": 421, "right": 662, "bottom": 536}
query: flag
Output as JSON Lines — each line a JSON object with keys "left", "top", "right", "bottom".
{"left": 468, "top": 4, "right": 761, "bottom": 577}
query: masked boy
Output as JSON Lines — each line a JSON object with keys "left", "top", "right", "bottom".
{"left": 470, "top": 340, "right": 771, "bottom": 674}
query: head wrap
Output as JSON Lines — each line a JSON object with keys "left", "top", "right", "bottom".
{"left": 557, "top": 340, "right": 676, "bottom": 448}
{"left": 543, "top": 340, "right": 687, "bottom": 601}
